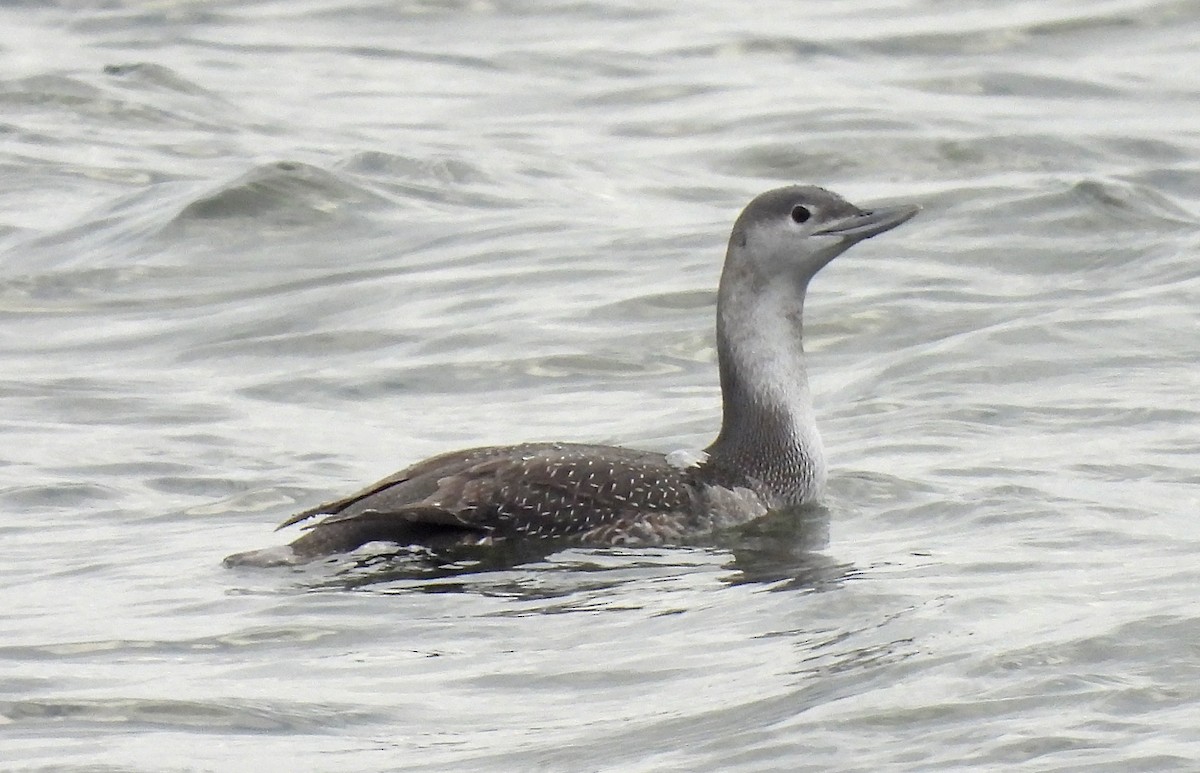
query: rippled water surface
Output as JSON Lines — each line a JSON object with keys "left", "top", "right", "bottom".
{"left": 3, "top": 1, "right": 1200, "bottom": 770}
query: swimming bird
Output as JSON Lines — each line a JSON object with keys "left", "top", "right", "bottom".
{"left": 224, "top": 186, "right": 918, "bottom": 567}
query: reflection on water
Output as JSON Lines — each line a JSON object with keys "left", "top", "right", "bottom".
{"left": 293, "top": 503, "right": 843, "bottom": 595}
{"left": 720, "top": 505, "right": 853, "bottom": 591}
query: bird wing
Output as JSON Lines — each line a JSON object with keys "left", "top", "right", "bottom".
{"left": 275, "top": 444, "right": 510, "bottom": 531}
{"left": 281, "top": 442, "right": 699, "bottom": 541}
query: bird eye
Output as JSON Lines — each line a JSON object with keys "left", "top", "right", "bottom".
{"left": 791, "top": 205, "right": 811, "bottom": 224}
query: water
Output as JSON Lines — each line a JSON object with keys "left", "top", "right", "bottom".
{"left": 3, "top": 0, "right": 1199, "bottom": 769}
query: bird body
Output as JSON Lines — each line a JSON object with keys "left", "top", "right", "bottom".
{"left": 225, "top": 186, "right": 918, "bottom": 567}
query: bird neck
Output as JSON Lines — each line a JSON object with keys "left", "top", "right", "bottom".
{"left": 703, "top": 270, "right": 826, "bottom": 505}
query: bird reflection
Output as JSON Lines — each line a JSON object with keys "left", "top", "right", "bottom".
{"left": 295, "top": 503, "right": 850, "bottom": 595}
{"left": 717, "top": 504, "right": 853, "bottom": 591}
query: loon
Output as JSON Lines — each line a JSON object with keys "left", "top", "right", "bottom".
{"left": 224, "top": 186, "right": 918, "bottom": 567}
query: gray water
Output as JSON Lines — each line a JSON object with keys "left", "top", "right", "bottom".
{"left": 3, "top": 1, "right": 1199, "bottom": 770}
